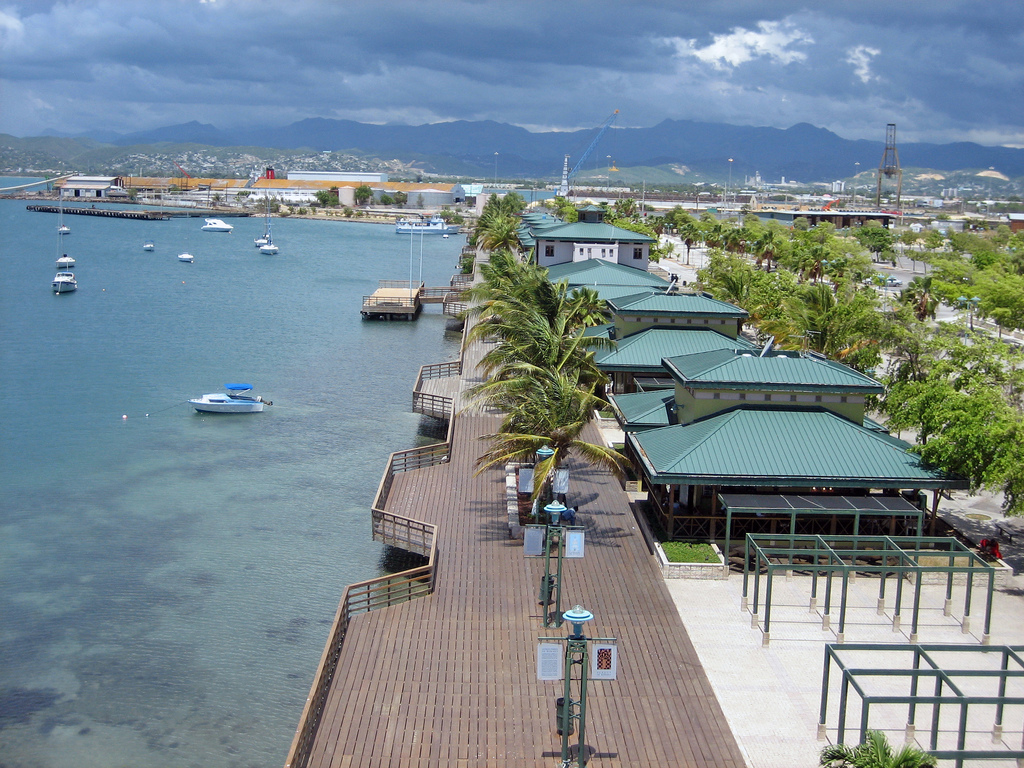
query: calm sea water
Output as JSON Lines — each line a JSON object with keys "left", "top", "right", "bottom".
{"left": 0, "top": 181, "right": 463, "bottom": 768}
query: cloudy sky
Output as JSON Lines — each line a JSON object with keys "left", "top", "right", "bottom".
{"left": 2, "top": 0, "right": 1022, "bottom": 147}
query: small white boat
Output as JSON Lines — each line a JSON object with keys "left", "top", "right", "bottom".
{"left": 52, "top": 271, "right": 77, "bottom": 293}
{"left": 58, "top": 223, "right": 71, "bottom": 234}
{"left": 178, "top": 252, "right": 194, "bottom": 263}
{"left": 258, "top": 222, "right": 279, "bottom": 254}
{"left": 255, "top": 197, "right": 272, "bottom": 247}
{"left": 143, "top": 240, "right": 155, "bottom": 251}
{"left": 201, "top": 218, "right": 233, "bottom": 233}
{"left": 190, "top": 384, "right": 271, "bottom": 414}
{"left": 56, "top": 254, "right": 76, "bottom": 269}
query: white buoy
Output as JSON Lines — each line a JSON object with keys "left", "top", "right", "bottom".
{"left": 122, "top": 415, "right": 127, "bottom": 420}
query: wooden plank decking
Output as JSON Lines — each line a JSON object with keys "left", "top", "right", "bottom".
{"left": 296, "top": 271, "right": 746, "bottom": 768}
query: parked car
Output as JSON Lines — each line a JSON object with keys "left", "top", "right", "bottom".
{"left": 885, "top": 276, "right": 902, "bottom": 287}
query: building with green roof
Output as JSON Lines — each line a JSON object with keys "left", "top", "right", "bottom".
{"left": 519, "top": 205, "right": 656, "bottom": 270}
{"left": 611, "top": 346, "right": 965, "bottom": 547}
{"left": 596, "top": 327, "right": 757, "bottom": 394}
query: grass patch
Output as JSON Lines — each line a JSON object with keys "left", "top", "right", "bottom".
{"left": 661, "top": 541, "right": 720, "bottom": 564}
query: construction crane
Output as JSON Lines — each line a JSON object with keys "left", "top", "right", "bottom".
{"left": 174, "top": 161, "right": 193, "bottom": 191}
{"left": 558, "top": 110, "right": 619, "bottom": 197}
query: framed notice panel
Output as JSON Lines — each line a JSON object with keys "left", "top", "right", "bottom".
{"left": 523, "top": 525, "right": 546, "bottom": 557}
{"left": 565, "top": 529, "right": 585, "bottom": 559}
{"left": 590, "top": 643, "right": 618, "bottom": 680}
{"left": 537, "top": 642, "right": 564, "bottom": 681}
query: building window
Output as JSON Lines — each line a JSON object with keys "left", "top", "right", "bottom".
{"left": 633, "top": 247, "right": 643, "bottom": 259}
{"left": 545, "top": 245, "right": 554, "bottom": 259}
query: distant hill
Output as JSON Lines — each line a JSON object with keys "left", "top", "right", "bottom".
{"left": 99, "top": 117, "right": 1024, "bottom": 183}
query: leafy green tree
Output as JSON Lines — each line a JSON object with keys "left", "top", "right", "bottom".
{"left": 820, "top": 730, "right": 936, "bottom": 768}
{"left": 854, "top": 223, "right": 896, "bottom": 263}
{"left": 315, "top": 189, "right": 339, "bottom": 207}
{"left": 379, "top": 193, "right": 394, "bottom": 205}
{"left": 393, "top": 191, "right": 408, "bottom": 207}
{"left": 354, "top": 185, "right": 373, "bottom": 206}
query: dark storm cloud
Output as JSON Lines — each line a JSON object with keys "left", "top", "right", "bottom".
{"left": 1, "top": 0, "right": 1022, "bottom": 146}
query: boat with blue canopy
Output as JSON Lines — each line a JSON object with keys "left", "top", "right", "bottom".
{"left": 189, "top": 383, "right": 271, "bottom": 413}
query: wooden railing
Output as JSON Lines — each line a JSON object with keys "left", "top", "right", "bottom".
{"left": 450, "top": 273, "right": 473, "bottom": 286}
{"left": 412, "top": 391, "right": 453, "bottom": 419}
{"left": 443, "top": 293, "right": 468, "bottom": 317}
{"left": 361, "top": 294, "right": 418, "bottom": 310}
{"left": 285, "top": 278, "right": 470, "bottom": 768}
{"left": 372, "top": 509, "right": 436, "bottom": 557}
{"left": 284, "top": 530, "right": 437, "bottom": 768}
{"left": 417, "top": 360, "right": 462, "bottom": 380}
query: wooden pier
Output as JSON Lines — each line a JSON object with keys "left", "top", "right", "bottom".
{"left": 26, "top": 203, "right": 172, "bottom": 220}
{"left": 361, "top": 278, "right": 468, "bottom": 320}
{"left": 286, "top": 303, "right": 746, "bottom": 767}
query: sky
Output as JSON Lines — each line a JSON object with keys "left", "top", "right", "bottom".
{"left": 1, "top": 0, "right": 1023, "bottom": 147}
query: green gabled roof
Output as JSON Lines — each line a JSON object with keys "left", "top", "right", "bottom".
{"left": 595, "top": 327, "right": 756, "bottom": 371}
{"left": 629, "top": 407, "right": 966, "bottom": 489}
{"left": 532, "top": 221, "right": 655, "bottom": 244}
{"left": 546, "top": 259, "right": 669, "bottom": 288}
{"left": 608, "top": 391, "right": 676, "bottom": 431}
{"left": 609, "top": 290, "right": 749, "bottom": 319}
{"left": 663, "top": 349, "right": 884, "bottom": 394}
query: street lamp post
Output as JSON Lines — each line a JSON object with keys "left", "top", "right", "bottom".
{"left": 493, "top": 152, "right": 499, "bottom": 187}
{"left": 539, "top": 501, "right": 568, "bottom": 628}
{"left": 853, "top": 162, "right": 860, "bottom": 207}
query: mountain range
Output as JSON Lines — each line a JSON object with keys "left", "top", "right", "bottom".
{"left": 101, "top": 118, "right": 1024, "bottom": 180}
{"left": 17, "top": 117, "right": 1024, "bottom": 185}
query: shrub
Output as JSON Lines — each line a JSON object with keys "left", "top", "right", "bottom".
{"left": 661, "top": 541, "right": 720, "bottom": 564}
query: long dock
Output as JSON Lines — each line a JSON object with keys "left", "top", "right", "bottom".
{"left": 26, "top": 203, "right": 172, "bottom": 220}
{"left": 287, "top": 287, "right": 747, "bottom": 766}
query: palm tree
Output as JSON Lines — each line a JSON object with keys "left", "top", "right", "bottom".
{"left": 752, "top": 228, "right": 784, "bottom": 272}
{"left": 678, "top": 219, "right": 705, "bottom": 266}
{"left": 900, "top": 276, "right": 938, "bottom": 322}
{"left": 475, "top": 367, "right": 626, "bottom": 497}
{"left": 820, "top": 730, "right": 936, "bottom": 768}
{"left": 475, "top": 212, "right": 522, "bottom": 255}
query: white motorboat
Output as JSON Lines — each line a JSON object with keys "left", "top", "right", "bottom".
{"left": 58, "top": 223, "right": 71, "bottom": 234}
{"left": 143, "top": 240, "right": 155, "bottom": 251}
{"left": 190, "top": 384, "right": 271, "bottom": 414}
{"left": 395, "top": 215, "right": 460, "bottom": 235}
{"left": 201, "top": 218, "right": 233, "bottom": 233}
{"left": 56, "top": 254, "right": 76, "bottom": 269}
{"left": 178, "top": 252, "right": 194, "bottom": 263}
{"left": 52, "top": 271, "right": 77, "bottom": 293}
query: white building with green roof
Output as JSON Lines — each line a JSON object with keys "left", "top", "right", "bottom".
{"left": 519, "top": 206, "right": 656, "bottom": 270}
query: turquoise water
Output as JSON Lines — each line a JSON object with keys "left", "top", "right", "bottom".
{"left": 0, "top": 182, "right": 463, "bottom": 767}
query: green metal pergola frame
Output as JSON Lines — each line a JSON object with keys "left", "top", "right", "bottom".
{"left": 720, "top": 493, "right": 925, "bottom": 561}
{"left": 742, "top": 534, "right": 997, "bottom": 645}
{"left": 819, "top": 643, "right": 1024, "bottom": 768}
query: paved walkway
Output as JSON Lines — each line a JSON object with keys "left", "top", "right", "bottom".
{"left": 665, "top": 495, "right": 1024, "bottom": 768}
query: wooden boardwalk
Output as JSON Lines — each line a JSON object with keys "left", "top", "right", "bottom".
{"left": 295, "top": 290, "right": 746, "bottom": 768}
